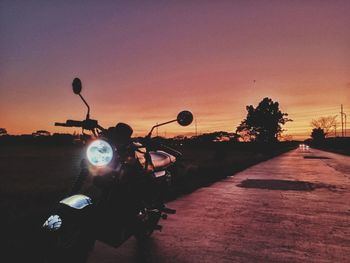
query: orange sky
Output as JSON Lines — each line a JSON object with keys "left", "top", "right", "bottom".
{"left": 1, "top": 1, "right": 349, "bottom": 139}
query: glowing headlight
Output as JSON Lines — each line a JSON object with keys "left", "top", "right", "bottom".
{"left": 86, "top": 140, "right": 113, "bottom": 166}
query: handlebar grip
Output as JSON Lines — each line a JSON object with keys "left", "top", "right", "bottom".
{"left": 55, "top": 122, "right": 70, "bottom": 127}
{"left": 54, "top": 120, "right": 83, "bottom": 127}
{"left": 66, "top": 120, "right": 83, "bottom": 127}
{"left": 54, "top": 119, "right": 100, "bottom": 130}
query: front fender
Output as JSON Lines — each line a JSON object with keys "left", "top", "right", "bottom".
{"left": 42, "top": 195, "right": 93, "bottom": 232}
{"left": 59, "top": 194, "right": 92, "bottom": 209}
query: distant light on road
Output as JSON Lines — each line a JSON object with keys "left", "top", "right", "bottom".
{"left": 299, "top": 144, "right": 310, "bottom": 152}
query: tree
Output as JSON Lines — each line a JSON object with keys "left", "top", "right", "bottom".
{"left": 236, "top": 97, "right": 291, "bottom": 143}
{"left": 311, "top": 116, "right": 337, "bottom": 137}
{"left": 311, "top": 127, "right": 326, "bottom": 142}
{"left": 0, "top": 128, "right": 8, "bottom": 136}
{"left": 32, "top": 130, "right": 51, "bottom": 137}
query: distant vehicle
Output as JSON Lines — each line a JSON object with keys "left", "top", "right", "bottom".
{"left": 299, "top": 144, "right": 310, "bottom": 151}
{"left": 40, "top": 78, "right": 193, "bottom": 263}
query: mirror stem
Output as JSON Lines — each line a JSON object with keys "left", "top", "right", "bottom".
{"left": 78, "top": 94, "right": 90, "bottom": 119}
{"left": 147, "top": 119, "right": 177, "bottom": 138}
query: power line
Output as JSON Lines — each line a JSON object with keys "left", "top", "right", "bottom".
{"left": 289, "top": 111, "right": 338, "bottom": 116}
{"left": 288, "top": 107, "right": 338, "bottom": 114}
{"left": 285, "top": 128, "right": 313, "bottom": 131}
{"left": 290, "top": 115, "right": 338, "bottom": 120}
{"left": 289, "top": 111, "right": 338, "bottom": 117}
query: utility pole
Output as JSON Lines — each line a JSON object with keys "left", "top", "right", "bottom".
{"left": 195, "top": 118, "right": 198, "bottom": 137}
{"left": 334, "top": 114, "right": 338, "bottom": 137}
{"left": 156, "top": 123, "right": 159, "bottom": 137}
{"left": 341, "top": 104, "right": 344, "bottom": 137}
{"left": 345, "top": 113, "right": 347, "bottom": 137}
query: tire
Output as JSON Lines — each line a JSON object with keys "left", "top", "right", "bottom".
{"left": 134, "top": 225, "right": 154, "bottom": 242}
{"left": 134, "top": 209, "right": 160, "bottom": 242}
{"left": 41, "top": 223, "right": 95, "bottom": 263}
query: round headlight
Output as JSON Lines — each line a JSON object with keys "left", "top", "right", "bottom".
{"left": 86, "top": 140, "right": 113, "bottom": 166}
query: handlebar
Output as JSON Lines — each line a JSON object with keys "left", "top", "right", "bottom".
{"left": 55, "top": 119, "right": 83, "bottom": 128}
{"left": 55, "top": 119, "right": 104, "bottom": 131}
{"left": 54, "top": 122, "right": 71, "bottom": 127}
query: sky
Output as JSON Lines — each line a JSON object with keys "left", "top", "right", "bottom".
{"left": 1, "top": 0, "right": 349, "bottom": 139}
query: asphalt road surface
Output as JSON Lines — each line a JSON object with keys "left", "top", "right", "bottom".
{"left": 88, "top": 148, "right": 350, "bottom": 263}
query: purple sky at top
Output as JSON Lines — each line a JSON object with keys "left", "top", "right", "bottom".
{"left": 1, "top": 1, "right": 349, "bottom": 138}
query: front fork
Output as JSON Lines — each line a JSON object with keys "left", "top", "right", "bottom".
{"left": 70, "top": 159, "right": 89, "bottom": 195}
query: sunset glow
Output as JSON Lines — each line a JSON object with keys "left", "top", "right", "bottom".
{"left": 1, "top": 1, "right": 349, "bottom": 139}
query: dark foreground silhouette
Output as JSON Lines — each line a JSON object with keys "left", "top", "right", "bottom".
{"left": 1, "top": 142, "right": 296, "bottom": 263}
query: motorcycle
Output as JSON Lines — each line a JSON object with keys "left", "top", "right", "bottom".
{"left": 41, "top": 78, "right": 193, "bottom": 263}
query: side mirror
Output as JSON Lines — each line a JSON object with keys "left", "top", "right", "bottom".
{"left": 72, "top": 77, "right": 91, "bottom": 119}
{"left": 72, "top": 78, "right": 82, "bottom": 94}
{"left": 177, "top": 111, "right": 193, "bottom": 126}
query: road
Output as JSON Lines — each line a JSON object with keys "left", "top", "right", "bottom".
{"left": 88, "top": 148, "right": 350, "bottom": 263}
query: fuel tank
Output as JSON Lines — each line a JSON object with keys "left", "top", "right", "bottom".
{"left": 136, "top": 150, "right": 176, "bottom": 171}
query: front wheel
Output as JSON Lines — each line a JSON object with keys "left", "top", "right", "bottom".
{"left": 134, "top": 209, "right": 161, "bottom": 242}
{"left": 41, "top": 222, "right": 95, "bottom": 263}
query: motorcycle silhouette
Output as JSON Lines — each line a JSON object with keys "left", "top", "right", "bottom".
{"left": 41, "top": 78, "right": 193, "bottom": 263}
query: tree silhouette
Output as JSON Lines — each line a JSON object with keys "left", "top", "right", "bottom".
{"left": 311, "top": 116, "right": 337, "bottom": 137}
{"left": 0, "top": 128, "right": 8, "bottom": 136}
{"left": 195, "top": 131, "right": 238, "bottom": 143}
{"left": 311, "top": 127, "right": 326, "bottom": 142}
{"left": 236, "top": 97, "right": 291, "bottom": 143}
{"left": 32, "top": 130, "right": 51, "bottom": 137}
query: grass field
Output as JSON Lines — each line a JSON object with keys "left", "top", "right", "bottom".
{"left": 0, "top": 142, "right": 296, "bottom": 262}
